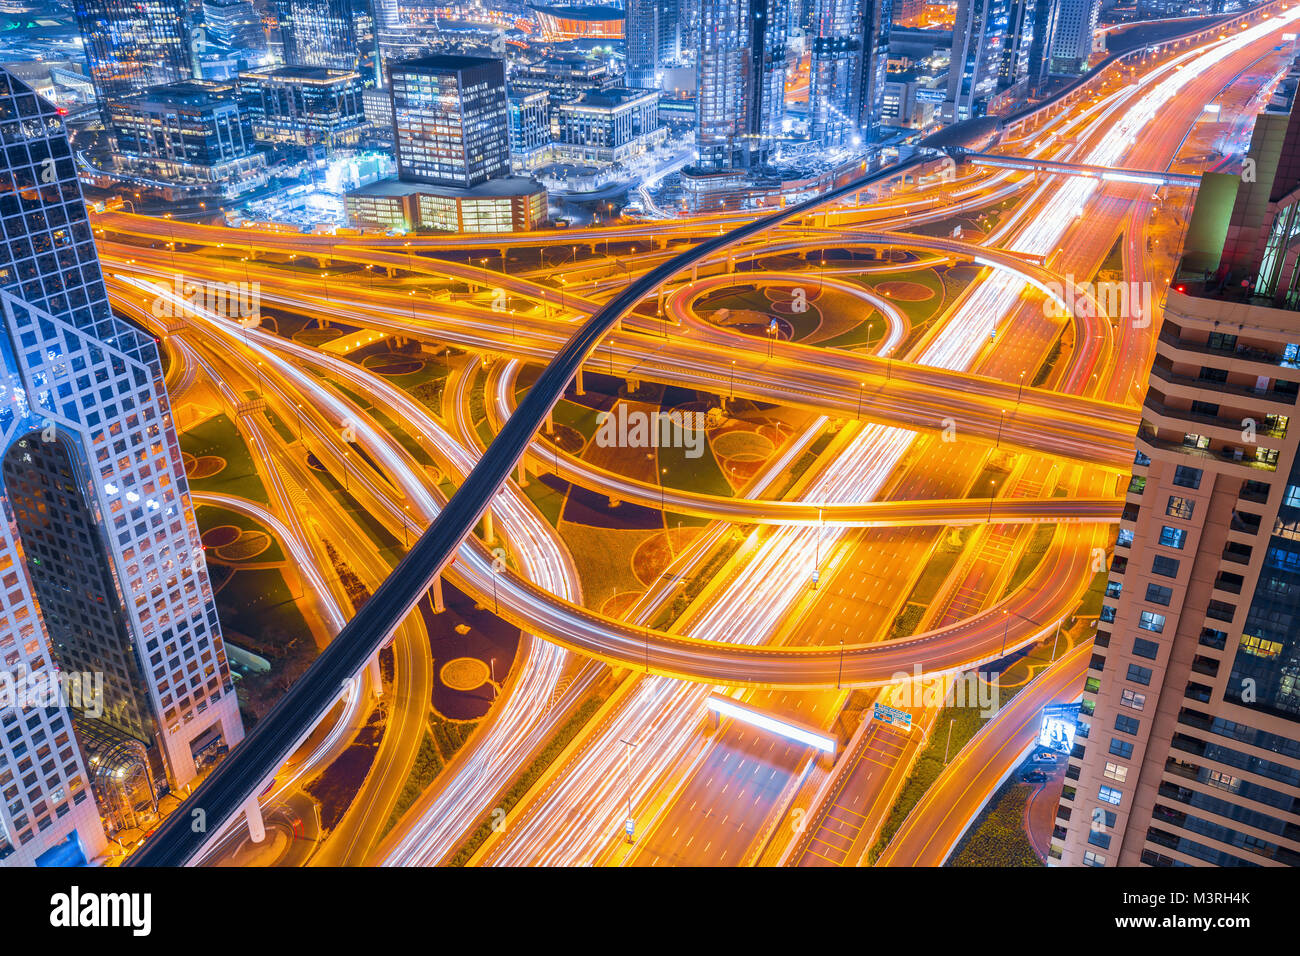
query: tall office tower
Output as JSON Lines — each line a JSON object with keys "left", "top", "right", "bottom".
{"left": 626, "top": 0, "right": 680, "bottom": 88}
{"left": 696, "top": 0, "right": 788, "bottom": 171}
{"left": 1000, "top": 0, "right": 1038, "bottom": 92}
{"left": 0, "top": 69, "right": 243, "bottom": 867}
{"left": 1026, "top": 0, "right": 1060, "bottom": 92}
{"left": 1051, "top": 101, "right": 1300, "bottom": 868}
{"left": 389, "top": 55, "right": 511, "bottom": 188}
{"left": 856, "top": 0, "right": 893, "bottom": 140}
{"left": 1048, "top": 0, "right": 1099, "bottom": 74}
{"left": 72, "top": 0, "right": 192, "bottom": 107}
{"left": 747, "top": 0, "right": 789, "bottom": 163}
{"left": 274, "top": 0, "right": 361, "bottom": 71}
{"left": 203, "top": 0, "right": 270, "bottom": 53}
{"left": 946, "top": 0, "right": 1012, "bottom": 120}
{"left": 808, "top": 0, "right": 864, "bottom": 146}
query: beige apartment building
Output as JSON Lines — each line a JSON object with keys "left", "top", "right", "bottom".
{"left": 1053, "top": 75, "right": 1300, "bottom": 867}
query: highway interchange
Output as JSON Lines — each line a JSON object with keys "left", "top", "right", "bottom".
{"left": 102, "top": 2, "right": 1300, "bottom": 867}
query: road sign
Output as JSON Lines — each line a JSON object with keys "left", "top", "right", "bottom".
{"left": 874, "top": 702, "right": 912, "bottom": 730}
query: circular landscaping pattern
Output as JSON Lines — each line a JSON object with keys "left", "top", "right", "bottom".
{"left": 874, "top": 281, "right": 934, "bottom": 301}
{"left": 215, "top": 530, "right": 271, "bottom": 562}
{"left": 202, "top": 525, "right": 241, "bottom": 548}
{"left": 362, "top": 352, "right": 425, "bottom": 376}
{"left": 440, "top": 657, "right": 491, "bottom": 691}
{"left": 631, "top": 527, "right": 699, "bottom": 587}
{"left": 548, "top": 423, "right": 585, "bottom": 454}
{"left": 601, "top": 590, "right": 645, "bottom": 619}
{"left": 187, "top": 455, "right": 226, "bottom": 479}
{"left": 712, "top": 429, "right": 775, "bottom": 461}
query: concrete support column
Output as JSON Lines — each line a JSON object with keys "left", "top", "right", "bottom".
{"left": 575, "top": 368, "right": 585, "bottom": 396}
{"left": 484, "top": 509, "right": 495, "bottom": 544}
{"left": 517, "top": 459, "right": 528, "bottom": 487}
{"left": 432, "top": 574, "right": 445, "bottom": 613}
{"left": 243, "top": 796, "right": 266, "bottom": 844}
{"left": 369, "top": 653, "right": 382, "bottom": 698}
{"left": 545, "top": 410, "right": 554, "bottom": 434}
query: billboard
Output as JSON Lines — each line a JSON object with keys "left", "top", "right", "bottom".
{"left": 1038, "top": 703, "right": 1081, "bottom": 755}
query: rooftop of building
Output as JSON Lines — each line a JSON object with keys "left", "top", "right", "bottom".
{"left": 557, "top": 86, "right": 657, "bottom": 110}
{"left": 349, "top": 176, "right": 545, "bottom": 200}
{"left": 109, "top": 79, "right": 238, "bottom": 110}
{"left": 239, "top": 65, "right": 360, "bottom": 84}
{"left": 528, "top": 2, "right": 626, "bottom": 20}
{"left": 390, "top": 54, "right": 505, "bottom": 74}
{"left": 512, "top": 54, "right": 608, "bottom": 74}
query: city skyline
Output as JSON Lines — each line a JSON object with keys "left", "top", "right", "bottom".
{"left": 0, "top": 0, "right": 1294, "bottom": 904}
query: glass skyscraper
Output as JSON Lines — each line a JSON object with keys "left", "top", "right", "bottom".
{"left": 274, "top": 0, "right": 364, "bottom": 72}
{"left": 72, "top": 0, "right": 192, "bottom": 107}
{"left": 696, "top": 0, "right": 787, "bottom": 171}
{"left": 626, "top": 0, "right": 680, "bottom": 88}
{"left": 0, "top": 68, "right": 242, "bottom": 867}
{"left": 808, "top": 0, "right": 893, "bottom": 146}
{"left": 389, "top": 55, "right": 511, "bottom": 189}
{"left": 947, "top": 0, "right": 1013, "bottom": 121}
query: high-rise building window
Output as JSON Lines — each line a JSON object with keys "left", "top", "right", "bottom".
{"left": 1152, "top": 555, "right": 1180, "bottom": 578}
{"left": 1133, "top": 637, "right": 1160, "bottom": 660}
{"left": 1127, "top": 664, "right": 1153, "bottom": 686}
{"left": 1158, "top": 526, "right": 1187, "bottom": 549}
{"left": 1103, "top": 762, "right": 1129, "bottom": 783}
{"left": 1098, "top": 786, "right": 1123, "bottom": 806}
{"left": 1139, "top": 611, "right": 1166, "bottom": 633}
{"left": 1115, "top": 714, "right": 1140, "bottom": 735}
{"left": 1166, "top": 496, "right": 1195, "bottom": 520}
{"left": 1144, "top": 584, "right": 1173, "bottom": 606}
{"left": 1120, "top": 689, "right": 1146, "bottom": 710}
{"left": 1172, "top": 465, "right": 1202, "bottom": 489}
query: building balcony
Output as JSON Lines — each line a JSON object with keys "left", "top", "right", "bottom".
{"left": 1143, "top": 394, "right": 1288, "bottom": 440}
{"left": 1135, "top": 427, "right": 1279, "bottom": 473}
{"left": 1157, "top": 328, "right": 1299, "bottom": 373}
{"left": 1149, "top": 362, "right": 1299, "bottom": 407}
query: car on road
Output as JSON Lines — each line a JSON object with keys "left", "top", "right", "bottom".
{"left": 1033, "top": 751, "right": 1059, "bottom": 762}
{"left": 1023, "top": 770, "right": 1049, "bottom": 782}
